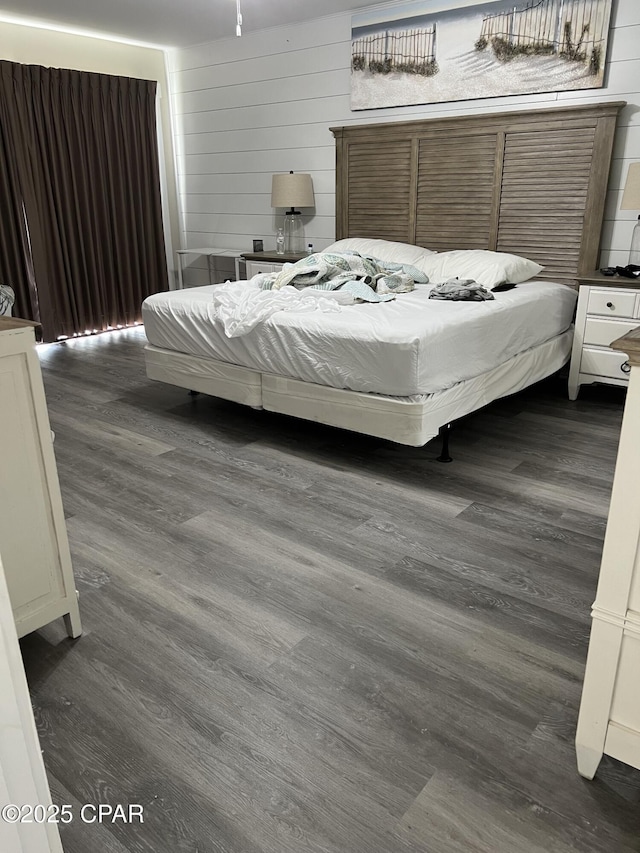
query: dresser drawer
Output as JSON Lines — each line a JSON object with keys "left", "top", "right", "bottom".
{"left": 584, "top": 318, "right": 640, "bottom": 347}
{"left": 609, "top": 633, "right": 640, "bottom": 732}
{"left": 580, "top": 346, "right": 631, "bottom": 380}
{"left": 587, "top": 289, "right": 637, "bottom": 318}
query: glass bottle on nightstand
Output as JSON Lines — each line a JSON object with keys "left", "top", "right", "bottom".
{"left": 275, "top": 228, "right": 285, "bottom": 255}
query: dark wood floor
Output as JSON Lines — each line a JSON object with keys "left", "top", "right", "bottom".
{"left": 21, "top": 327, "right": 640, "bottom": 853}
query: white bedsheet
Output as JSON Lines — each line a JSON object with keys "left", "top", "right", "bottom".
{"left": 141, "top": 280, "right": 577, "bottom": 397}
{"left": 211, "top": 283, "right": 345, "bottom": 337}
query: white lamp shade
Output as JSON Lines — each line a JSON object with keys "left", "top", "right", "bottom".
{"left": 621, "top": 162, "right": 640, "bottom": 210}
{"left": 271, "top": 172, "right": 315, "bottom": 209}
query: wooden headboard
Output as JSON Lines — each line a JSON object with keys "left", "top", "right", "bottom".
{"left": 331, "top": 102, "right": 624, "bottom": 283}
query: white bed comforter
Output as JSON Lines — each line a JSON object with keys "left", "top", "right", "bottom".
{"left": 142, "top": 280, "right": 577, "bottom": 397}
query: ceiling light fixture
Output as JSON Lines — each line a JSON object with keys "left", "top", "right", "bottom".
{"left": 236, "top": 0, "right": 242, "bottom": 36}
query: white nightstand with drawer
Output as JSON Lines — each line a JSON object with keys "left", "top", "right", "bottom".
{"left": 241, "top": 251, "right": 307, "bottom": 279}
{"left": 245, "top": 261, "right": 281, "bottom": 277}
{"left": 176, "top": 248, "right": 245, "bottom": 288}
{"left": 568, "top": 273, "right": 640, "bottom": 400}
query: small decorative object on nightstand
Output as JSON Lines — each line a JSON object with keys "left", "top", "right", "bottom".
{"left": 568, "top": 272, "right": 640, "bottom": 400}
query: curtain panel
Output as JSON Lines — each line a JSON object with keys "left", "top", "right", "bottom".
{"left": 0, "top": 62, "right": 168, "bottom": 342}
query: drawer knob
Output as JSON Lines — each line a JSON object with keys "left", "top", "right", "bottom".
{"left": 621, "top": 360, "right": 631, "bottom": 375}
{"left": 606, "top": 301, "right": 614, "bottom": 309}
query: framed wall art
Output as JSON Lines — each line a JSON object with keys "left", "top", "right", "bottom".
{"left": 351, "top": 0, "right": 614, "bottom": 110}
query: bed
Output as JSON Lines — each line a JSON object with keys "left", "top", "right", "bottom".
{"left": 143, "top": 101, "right": 624, "bottom": 451}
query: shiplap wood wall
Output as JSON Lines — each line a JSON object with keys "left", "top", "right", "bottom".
{"left": 169, "top": 0, "right": 640, "bottom": 286}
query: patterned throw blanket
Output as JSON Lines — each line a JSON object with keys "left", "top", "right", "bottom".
{"left": 253, "top": 251, "right": 429, "bottom": 303}
{"left": 0, "top": 284, "right": 15, "bottom": 316}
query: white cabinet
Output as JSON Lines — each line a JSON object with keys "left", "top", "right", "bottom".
{"left": 576, "top": 326, "right": 640, "bottom": 779}
{"left": 0, "top": 318, "right": 81, "bottom": 639}
{"left": 0, "top": 552, "right": 64, "bottom": 852}
{"left": 568, "top": 274, "right": 640, "bottom": 400}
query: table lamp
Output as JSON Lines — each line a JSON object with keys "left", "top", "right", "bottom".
{"left": 271, "top": 172, "right": 315, "bottom": 253}
{"left": 621, "top": 162, "right": 640, "bottom": 265}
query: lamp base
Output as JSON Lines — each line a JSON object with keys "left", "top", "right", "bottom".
{"left": 284, "top": 211, "right": 304, "bottom": 254}
{"left": 630, "top": 216, "right": 640, "bottom": 266}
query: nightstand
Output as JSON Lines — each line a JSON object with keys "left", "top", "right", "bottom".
{"left": 568, "top": 272, "right": 640, "bottom": 400}
{"left": 176, "top": 248, "right": 244, "bottom": 288}
{"left": 241, "top": 251, "right": 307, "bottom": 279}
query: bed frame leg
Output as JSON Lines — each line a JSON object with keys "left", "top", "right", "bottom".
{"left": 437, "top": 423, "right": 452, "bottom": 463}
{"left": 188, "top": 390, "right": 200, "bottom": 397}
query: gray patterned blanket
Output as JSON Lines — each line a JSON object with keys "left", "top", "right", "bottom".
{"left": 428, "top": 279, "right": 494, "bottom": 301}
{"left": 0, "top": 284, "right": 15, "bottom": 316}
{"left": 252, "top": 251, "right": 429, "bottom": 303}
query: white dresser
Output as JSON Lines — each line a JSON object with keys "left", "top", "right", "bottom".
{"left": 576, "top": 326, "right": 640, "bottom": 779}
{"left": 0, "top": 551, "right": 64, "bottom": 852}
{"left": 568, "top": 273, "right": 640, "bottom": 400}
{"left": 0, "top": 318, "right": 81, "bottom": 639}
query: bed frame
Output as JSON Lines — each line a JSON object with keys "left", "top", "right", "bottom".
{"left": 145, "top": 101, "right": 624, "bottom": 451}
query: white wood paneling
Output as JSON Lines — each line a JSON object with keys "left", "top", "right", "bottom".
{"left": 612, "top": 124, "right": 640, "bottom": 159}
{"left": 178, "top": 147, "right": 335, "bottom": 178}
{"left": 173, "top": 68, "right": 347, "bottom": 115}
{"left": 180, "top": 170, "right": 336, "bottom": 195}
{"left": 182, "top": 193, "right": 335, "bottom": 217}
{"left": 605, "top": 188, "right": 640, "bottom": 222}
{"left": 182, "top": 122, "right": 340, "bottom": 157}
{"left": 169, "top": 16, "right": 350, "bottom": 73}
{"left": 170, "top": 0, "right": 640, "bottom": 266}
{"left": 175, "top": 43, "right": 348, "bottom": 93}
{"left": 179, "top": 95, "right": 352, "bottom": 135}
{"left": 608, "top": 22, "right": 640, "bottom": 61}
{"left": 614, "top": 4, "right": 640, "bottom": 26}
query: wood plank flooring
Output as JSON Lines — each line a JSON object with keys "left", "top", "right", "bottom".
{"left": 20, "top": 327, "right": 640, "bottom": 853}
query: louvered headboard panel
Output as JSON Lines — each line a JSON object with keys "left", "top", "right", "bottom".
{"left": 416, "top": 134, "right": 498, "bottom": 251}
{"left": 331, "top": 102, "right": 624, "bottom": 283}
{"left": 345, "top": 139, "right": 413, "bottom": 240}
{"left": 496, "top": 126, "right": 596, "bottom": 278}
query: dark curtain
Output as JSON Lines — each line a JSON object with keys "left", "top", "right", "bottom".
{"left": 0, "top": 61, "right": 168, "bottom": 341}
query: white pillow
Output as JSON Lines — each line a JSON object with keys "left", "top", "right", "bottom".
{"left": 324, "top": 238, "right": 435, "bottom": 267}
{"left": 417, "top": 250, "right": 543, "bottom": 288}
